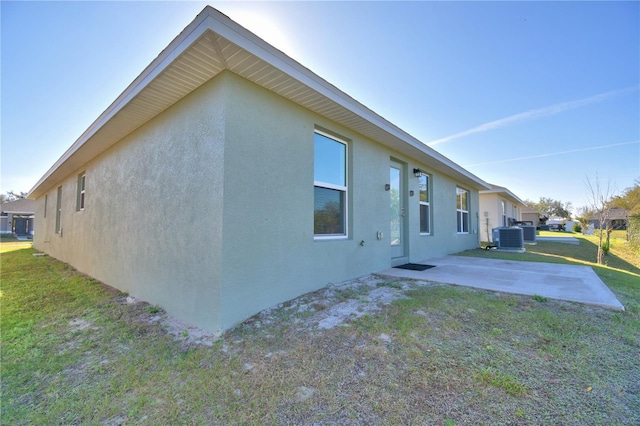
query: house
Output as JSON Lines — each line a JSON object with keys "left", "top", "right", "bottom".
{"left": 521, "top": 206, "right": 541, "bottom": 228}
{"left": 28, "top": 7, "right": 490, "bottom": 334}
{"left": 479, "top": 184, "right": 528, "bottom": 242}
{"left": 588, "top": 207, "right": 628, "bottom": 230}
{"left": 1, "top": 198, "right": 35, "bottom": 237}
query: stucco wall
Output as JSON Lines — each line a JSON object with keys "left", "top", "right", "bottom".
{"left": 522, "top": 212, "right": 540, "bottom": 226}
{"left": 480, "top": 193, "right": 525, "bottom": 241}
{"left": 34, "top": 74, "right": 228, "bottom": 330}
{"left": 34, "top": 70, "right": 483, "bottom": 333}
{"left": 217, "top": 73, "right": 481, "bottom": 329}
{"left": 217, "top": 73, "right": 390, "bottom": 329}
{"left": 479, "top": 193, "right": 500, "bottom": 241}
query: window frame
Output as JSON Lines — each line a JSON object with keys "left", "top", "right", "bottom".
{"left": 313, "top": 130, "right": 348, "bottom": 240}
{"left": 456, "top": 187, "right": 469, "bottom": 234}
{"left": 501, "top": 200, "right": 507, "bottom": 227}
{"left": 55, "top": 186, "right": 62, "bottom": 234}
{"left": 76, "top": 172, "right": 86, "bottom": 211}
{"left": 418, "top": 173, "right": 431, "bottom": 235}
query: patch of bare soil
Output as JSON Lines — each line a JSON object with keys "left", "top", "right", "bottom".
{"left": 151, "top": 274, "right": 440, "bottom": 346}
{"left": 94, "top": 276, "right": 638, "bottom": 425}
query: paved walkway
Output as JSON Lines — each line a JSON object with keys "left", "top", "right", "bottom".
{"left": 536, "top": 236, "right": 580, "bottom": 245}
{"left": 378, "top": 256, "right": 625, "bottom": 311}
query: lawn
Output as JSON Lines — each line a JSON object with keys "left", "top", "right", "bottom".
{"left": 2, "top": 233, "right": 639, "bottom": 425}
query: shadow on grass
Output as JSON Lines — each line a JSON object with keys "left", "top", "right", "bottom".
{"left": 464, "top": 238, "right": 639, "bottom": 276}
{"left": 534, "top": 238, "right": 639, "bottom": 275}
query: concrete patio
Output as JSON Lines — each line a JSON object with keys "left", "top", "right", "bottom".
{"left": 378, "top": 255, "right": 625, "bottom": 311}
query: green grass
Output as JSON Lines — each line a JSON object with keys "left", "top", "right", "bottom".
{"left": 2, "top": 234, "right": 639, "bottom": 425}
{"left": 0, "top": 240, "right": 32, "bottom": 253}
{"left": 476, "top": 367, "right": 528, "bottom": 396}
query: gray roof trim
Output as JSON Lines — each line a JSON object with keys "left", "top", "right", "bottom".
{"left": 1, "top": 198, "right": 36, "bottom": 214}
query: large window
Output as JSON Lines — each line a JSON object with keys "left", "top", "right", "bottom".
{"left": 501, "top": 200, "right": 507, "bottom": 227}
{"left": 456, "top": 187, "right": 469, "bottom": 234}
{"left": 314, "top": 131, "right": 347, "bottom": 237}
{"left": 55, "top": 186, "right": 62, "bottom": 234}
{"left": 419, "top": 174, "right": 430, "bottom": 234}
{"left": 76, "top": 172, "right": 86, "bottom": 211}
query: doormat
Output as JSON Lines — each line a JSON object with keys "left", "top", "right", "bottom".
{"left": 394, "top": 263, "right": 435, "bottom": 271}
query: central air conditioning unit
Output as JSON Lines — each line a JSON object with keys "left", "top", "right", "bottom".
{"left": 518, "top": 225, "right": 537, "bottom": 244}
{"left": 492, "top": 227, "right": 525, "bottom": 252}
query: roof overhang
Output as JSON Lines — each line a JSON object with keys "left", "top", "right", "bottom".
{"left": 480, "top": 184, "right": 527, "bottom": 207}
{"left": 29, "top": 6, "right": 490, "bottom": 199}
{"left": 1, "top": 212, "right": 34, "bottom": 216}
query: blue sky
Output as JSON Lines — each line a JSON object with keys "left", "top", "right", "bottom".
{"left": 2, "top": 1, "right": 638, "bottom": 214}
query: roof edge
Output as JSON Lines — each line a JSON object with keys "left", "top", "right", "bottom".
{"left": 29, "top": 8, "right": 219, "bottom": 199}
{"left": 480, "top": 184, "right": 527, "bottom": 206}
{"left": 29, "top": 6, "right": 490, "bottom": 198}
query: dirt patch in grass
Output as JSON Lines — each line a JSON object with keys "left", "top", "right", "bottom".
{"left": 155, "top": 275, "right": 431, "bottom": 347}
{"left": 3, "top": 246, "right": 639, "bottom": 425}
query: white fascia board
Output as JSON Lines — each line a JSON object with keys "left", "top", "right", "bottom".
{"left": 481, "top": 188, "right": 527, "bottom": 206}
{"left": 504, "top": 190, "right": 527, "bottom": 207}
{"left": 28, "top": 10, "right": 214, "bottom": 199}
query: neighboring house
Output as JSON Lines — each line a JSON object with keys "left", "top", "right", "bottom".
{"left": 1, "top": 198, "right": 35, "bottom": 237}
{"left": 479, "top": 184, "right": 528, "bottom": 242}
{"left": 521, "top": 207, "right": 541, "bottom": 228}
{"left": 29, "top": 7, "right": 490, "bottom": 334}
{"left": 588, "top": 208, "right": 628, "bottom": 230}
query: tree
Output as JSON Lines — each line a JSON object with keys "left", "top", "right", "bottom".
{"left": 610, "top": 179, "right": 640, "bottom": 214}
{"left": 525, "top": 197, "right": 572, "bottom": 220}
{"left": 314, "top": 201, "right": 343, "bottom": 235}
{"left": 610, "top": 179, "right": 640, "bottom": 249}
{"left": 574, "top": 206, "right": 594, "bottom": 232}
{"left": 584, "top": 174, "right": 617, "bottom": 264}
{"left": 0, "top": 191, "right": 27, "bottom": 203}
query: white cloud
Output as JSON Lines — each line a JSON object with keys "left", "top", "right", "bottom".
{"left": 463, "top": 140, "right": 639, "bottom": 167}
{"left": 426, "top": 86, "right": 638, "bottom": 147}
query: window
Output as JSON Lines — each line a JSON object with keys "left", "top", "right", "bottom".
{"left": 44, "top": 194, "right": 48, "bottom": 218}
{"left": 55, "top": 186, "right": 62, "bottom": 234}
{"left": 76, "top": 172, "right": 86, "bottom": 211}
{"left": 456, "top": 187, "right": 469, "bottom": 233}
{"left": 501, "top": 200, "right": 507, "bottom": 227}
{"left": 419, "top": 174, "right": 430, "bottom": 234}
{"left": 314, "top": 131, "right": 347, "bottom": 237}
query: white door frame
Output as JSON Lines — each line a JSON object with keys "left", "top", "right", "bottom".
{"left": 390, "top": 160, "right": 408, "bottom": 265}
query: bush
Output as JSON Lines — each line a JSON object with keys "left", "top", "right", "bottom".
{"left": 572, "top": 222, "right": 582, "bottom": 233}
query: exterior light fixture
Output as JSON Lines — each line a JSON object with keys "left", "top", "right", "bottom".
{"left": 413, "top": 168, "right": 422, "bottom": 178}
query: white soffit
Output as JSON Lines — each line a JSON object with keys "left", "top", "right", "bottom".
{"left": 481, "top": 186, "right": 527, "bottom": 206}
{"left": 29, "top": 6, "right": 489, "bottom": 198}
